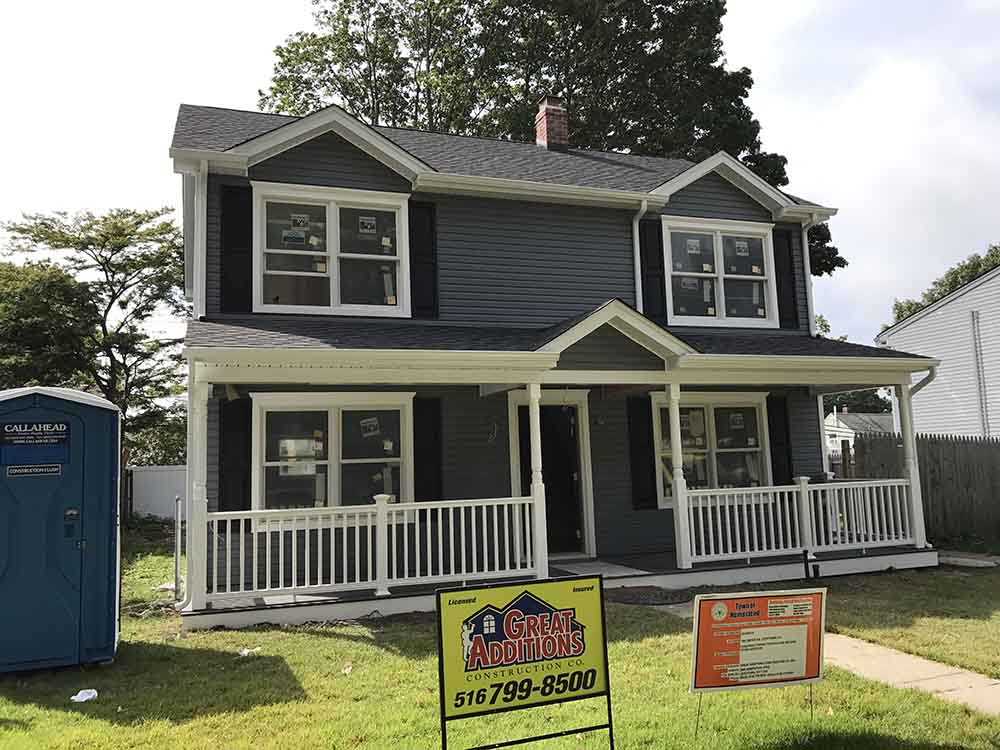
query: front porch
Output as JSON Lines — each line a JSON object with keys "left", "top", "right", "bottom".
{"left": 179, "top": 303, "right": 938, "bottom": 628}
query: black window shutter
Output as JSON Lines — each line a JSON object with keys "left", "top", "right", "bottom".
{"left": 639, "top": 219, "right": 666, "bottom": 320}
{"left": 626, "top": 395, "right": 658, "bottom": 510}
{"left": 220, "top": 184, "right": 253, "bottom": 313}
{"left": 766, "top": 394, "right": 793, "bottom": 485}
{"left": 413, "top": 397, "right": 443, "bottom": 501}
{"left": 409, "top": 202, "right": 438, "bottom": 319}
{"left": 218, "top": 397, "right": 252, "bottom": 512}
{"left": 772, "top": 228, "right": 799, "bottom": 330}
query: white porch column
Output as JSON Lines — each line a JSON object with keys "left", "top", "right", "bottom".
{"left": 189, "top": 380, "right": 210, "bottom": 610}
{"left": 667, "top": 383, "right": 693, "bottom": 569}
{"left": 895, "top": 384, "right": 929, "bottom": 548}
{"left": 527, "top": 383, "right": 549, "bottom": 579}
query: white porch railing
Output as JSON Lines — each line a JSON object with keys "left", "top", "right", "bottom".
{"left": 203, "top": 495, "right": 536, "bottom": 602}
{"left": 808, "top": 479, "right": 914, "bottom": 551}
{"left": 682, "top": 477, "right": 916, "bottom": 565}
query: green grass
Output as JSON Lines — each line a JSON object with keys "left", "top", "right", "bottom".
{"left": 1, "top": 525, "right": 999, "bottom": 749}
{"left": 822, "top": 566, "right": 1000, "bottom": 679}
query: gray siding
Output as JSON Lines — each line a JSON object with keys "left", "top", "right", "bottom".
{"left": 659, "top": 172, "right": 772, "bottom": 222}
{"left": 427, "top": 194, "right": 635, "bottom": 326}
{"left": 558, "top": 325, "right": 663, "bottom": 370}
{"left": 205, "top": 173, "right": 251, "bottom": 315}
{"left": 777, "top": 221, "right": 810, "bottom": 333}
{"left": 248, "top": 132, "right": 411, "bottom": 192}
{"left": 589, "top": 394, "right": 676, "bottom": 555}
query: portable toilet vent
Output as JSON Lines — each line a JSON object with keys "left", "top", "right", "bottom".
{"left": 0, "top": 387, "right": 121, "bottom": 672}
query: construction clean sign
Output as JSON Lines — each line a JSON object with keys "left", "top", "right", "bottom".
{"left": 436, "top": 577, "right": 611, "bottom": 722}
{"left": 691, "top": 588, "right": 827, "bottom": 693}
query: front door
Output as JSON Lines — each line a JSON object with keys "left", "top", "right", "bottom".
{"left": 0, "top": 406, "right": 85, "bottom": 670}
{"left": 518, "top": 405, "right": 584, "bottom": 554}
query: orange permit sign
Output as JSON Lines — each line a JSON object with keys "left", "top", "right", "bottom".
{"left": 691, "top": 588, "right": 826, "bottom": 693}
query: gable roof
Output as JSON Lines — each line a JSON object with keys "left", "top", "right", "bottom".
{"left": 171, "top": 104, "right": 832, "bottom": 216}
{"left": 877, "top": 263, "right": 1000, "bottom": 341}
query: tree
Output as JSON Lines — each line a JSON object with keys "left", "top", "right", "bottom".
{"left": 823, "top": 390, "right": 891, "bottom": 416}
{"left": 808, "top": 222, "right": 847, "bottom": 277}
{"left": 127, "top": 405, "right": 186, "bottom": 466}
{"left": 0, "top": 261, "right": 98, "bottom": 389}
{"left": 4, "top": 209, "right": 187, "bottom": 440}
{"left": 890, "top": 244, "right": 1000, "bottom": 324}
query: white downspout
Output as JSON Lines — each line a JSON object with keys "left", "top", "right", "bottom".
{"left": 632, "top": 199, "right": 649, "bottom": 313}
{"left": 802, "top": 214, "right": 818, "bottom": 336}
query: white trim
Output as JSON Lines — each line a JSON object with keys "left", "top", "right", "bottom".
{"left": 251, "top": 182, "right": 411, "bottom": 317}
{"left": 877, "top": 263, "right": 1000, "bottom": 341}
{"left": 801, "top": 222, "right": 818, "bottom": 336}
{"left": 817, "top": 395, "right": 831, "bottom": 475}
{"left": 537, "top": 299, "right": 695, "bottom": 358}
{"left": 649, "top": 391, "right": 772, "bottom": 510}
{"left": 632, "top": 200, "right": 648, "bottom": 314}
{"left": 249, "top": 391, "right": 415, "bottom": 511}
{"left": 226, "top": 105, "right": 430, "bottom": 179}
{"left": 675, "top": 353, "right": 938, "bottom": 371}
{"left": 506, "top": 389, "right": 596, "bottom": 558}
{"left": 661, "top": 216, "right": 780, "bottom": 329}
{"left": 0, "top": 386, "right": 119, "bottom": 411}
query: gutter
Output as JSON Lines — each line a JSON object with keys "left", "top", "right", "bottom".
{"left": 632, "top": 199, "right": 649, "bottom": 313}
{"left": 910, "top": 365, "right": 937, "bottom": 396}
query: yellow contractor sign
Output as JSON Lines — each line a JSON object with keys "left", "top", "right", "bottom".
{"left": 436, "top": 576, "right": 614, "bottom": 748}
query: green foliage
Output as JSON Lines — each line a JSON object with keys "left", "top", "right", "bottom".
{"left": 126, "top": 405, "right": 186, "bottom": 466}
{"left": 260, "top": 0, "right": 789, "bottom": 183}
{"left": 0, "top": 261, "right": 98, "bottom": 389}
{"left": 891, "top": 244, "right": 1000, "bottom": 324}
{"left": 3, "top": 208, "right": 187, "bottom": 432}
{"left": 808, "top": 222, "right": 848, "bottom": 277}
{"left": 824, "top": 390, "right": 892, "bottom": 415}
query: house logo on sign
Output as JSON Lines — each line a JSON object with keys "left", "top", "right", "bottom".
{"left": 461, "top": 591, "right": 586, "bottom": 672}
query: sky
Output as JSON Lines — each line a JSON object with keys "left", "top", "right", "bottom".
{"left": 1, "top": 1, "right": 998, "bottom": 344}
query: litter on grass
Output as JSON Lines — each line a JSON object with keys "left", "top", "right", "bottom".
{"left": 70, "top": 689, "right": 98, "bottom": 703}
{"left": 237, "top": 647, "right": 261, "bottom": 658}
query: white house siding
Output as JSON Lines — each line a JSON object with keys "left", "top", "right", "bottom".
{"left": 879, "top": 269, "right": 1000, "bottom": 436}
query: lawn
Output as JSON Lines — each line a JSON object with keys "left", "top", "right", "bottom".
{"left": 1, "top": 523, "right": 999, "bottom": 750}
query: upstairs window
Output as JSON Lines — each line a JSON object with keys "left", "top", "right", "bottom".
{"left": 662, "top": 218, "right": 779, "bottom": 328}
{"left": 253, "top": 182, "right": 410, "bottom": 317}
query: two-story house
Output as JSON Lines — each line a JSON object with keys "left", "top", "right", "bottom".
{"left": 171, "top": 97, "right": 938, "bottom": 629}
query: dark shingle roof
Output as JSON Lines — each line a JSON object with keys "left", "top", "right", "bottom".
{"left": 171, "top": 104, "right": 694, "bottom": 192}
{"left": 186, "top": 310, "right": 930, "bottom": 360}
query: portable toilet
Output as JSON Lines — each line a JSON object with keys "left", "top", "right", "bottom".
{"left": 0, "top": 387, "right": 121, "bottom": 672}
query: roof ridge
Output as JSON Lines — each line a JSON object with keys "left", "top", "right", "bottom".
{"left": 181, "top": 103, "right": 299, "bottom": 120}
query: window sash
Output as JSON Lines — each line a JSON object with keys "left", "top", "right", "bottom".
{"left": 254, "top": 186, "right": 409, "bottom": 316}
{"left": 254, "top": 397, "right": 412, "bottom": 510}
{"left": 663, "top": 220, "right": 776, "bottom": 325}
{"left": 654, "top": 399, "right": 769, "bottom": 504}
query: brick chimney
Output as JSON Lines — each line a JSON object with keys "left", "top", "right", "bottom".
{"left": 535, "top": 95, "right": 568, "bottom": 151}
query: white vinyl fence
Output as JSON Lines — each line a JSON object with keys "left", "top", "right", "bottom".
{"left": 129, "top": 465, "right": 186, "bottom": 519}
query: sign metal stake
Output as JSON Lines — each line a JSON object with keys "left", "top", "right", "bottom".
{"left": 695, "top": 693, "right": 703, "bottom": 739}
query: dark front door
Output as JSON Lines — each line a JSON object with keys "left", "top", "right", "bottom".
{"left": 0, "top": 407, "right": 85, "bottom": 670}
{"left": 518, "top": 405, "right": 584, "bottom": 554}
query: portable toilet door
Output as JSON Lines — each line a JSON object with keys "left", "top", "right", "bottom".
{"left": 0, "top": 387, "right": 121, "bottom": 672}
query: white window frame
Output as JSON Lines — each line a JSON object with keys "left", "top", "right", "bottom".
{"left": 252, "top": 181, "right": 411, "bottom": 317}
{"left": 250, "top": 392, "right": 416, "bottom": 511}
{"left": 650, "top": 391, "right": 773, "bottom": 509}
{"left": 661, "top": 216, "right": 779, "bottom": 328}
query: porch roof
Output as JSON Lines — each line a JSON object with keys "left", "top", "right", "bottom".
{"left": 185, "top": 302, "right": 932, "bottom": 362}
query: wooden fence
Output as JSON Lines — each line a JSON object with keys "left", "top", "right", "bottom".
{"left": 854, "top": 432, "right": 1000, "bottom": 545}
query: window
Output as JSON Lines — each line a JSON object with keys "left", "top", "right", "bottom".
{"left": 650, "top": 393, "right": 771, "bottom": 507}
{"left": 253, "top": 182, "right": 410, "bottom": 317}
{"left": 662, "top": 217, "right": 779, "bottom": 328}
{"left": 251, "top": 393, "right": 415, "bottom": 510}
{"left": 483, "top": 615, "right": 496, "bottom": 635}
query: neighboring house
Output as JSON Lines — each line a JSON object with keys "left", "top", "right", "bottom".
{"left": 171, "top": 96, "right": 938, "bottom": 629}
{"left": 824, "top": 410, "right": 896, "bottom": 453}
{"left": 877, "top": 265, "right": 1000, "bottom": 437}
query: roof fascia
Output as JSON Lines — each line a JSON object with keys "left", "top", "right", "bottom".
{"left": 414, "top": 172, "right": 669, "bottom": 210}
{"left": 225, "top": 105, "right": 432, "bottom": 180}
{"left": 536, "top": 300, "right": 695, "bottom": 358}
{"left": 877, "top": 264, "right": 1000, "bottom": 341}
{"left": 675, "top": 353, "right": 938, "bottom": 373}
{"left": 184, "top": 346, "right": 559, "bottom": 369}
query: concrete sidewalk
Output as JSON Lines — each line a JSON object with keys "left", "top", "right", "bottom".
{"left": 824, "top": 634, "right": 1000, "bottom": 715}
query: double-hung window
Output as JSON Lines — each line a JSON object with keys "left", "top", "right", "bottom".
{"left": 650, "top": 393, "right": 772, "bottom": 508}
{"left": 251, "top": 393, "right": 415, "bottom": 510}
{"left": 253, "top": 182, "right": 410, "bottom": 316}
{"left": 662, "top": 217, "right": 779, "bottom": 328}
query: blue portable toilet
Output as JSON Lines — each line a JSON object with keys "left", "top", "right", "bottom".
{"left": 0, "top": 387, "right": 121, "bottom": 672}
